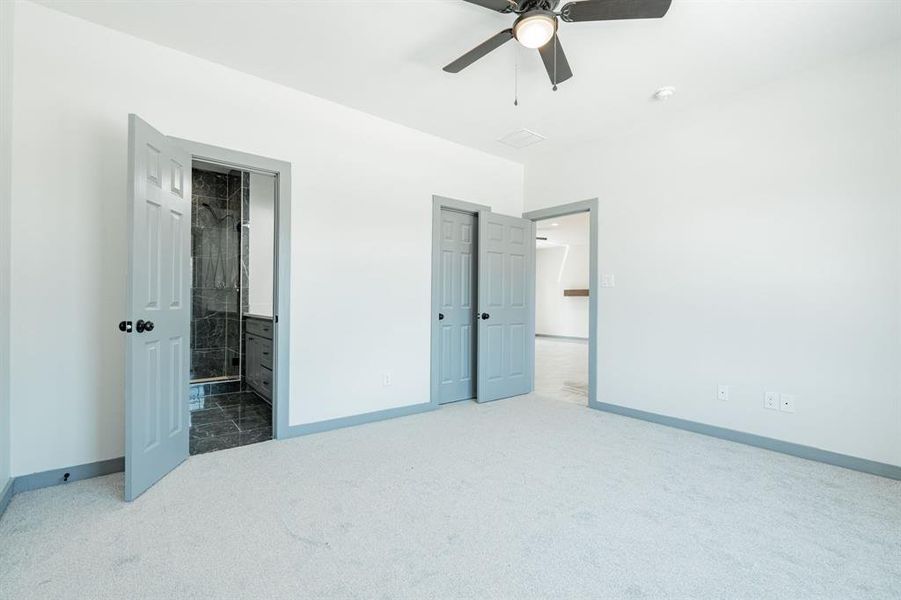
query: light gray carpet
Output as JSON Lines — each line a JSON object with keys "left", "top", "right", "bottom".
{"left": 1, "top": 394, "right": 900, "bottom": 599}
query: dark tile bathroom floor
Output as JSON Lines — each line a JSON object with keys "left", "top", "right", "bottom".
{"left": 189, "top": 391, "right": 272, "bottom": 455}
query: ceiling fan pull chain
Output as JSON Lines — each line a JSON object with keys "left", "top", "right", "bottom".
{"left": 514, "top": 47, "right": 519, "bottom": 106}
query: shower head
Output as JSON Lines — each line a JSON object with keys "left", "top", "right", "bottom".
{"left": 198, "top": 202, "right": 237, "bottom": 224}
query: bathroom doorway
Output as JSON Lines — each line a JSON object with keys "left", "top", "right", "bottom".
{"left": 124, "top": 114, "right": 291, "bottom": 501}
{"left": 187, "top": 161, "right": 277, "bottom": 455}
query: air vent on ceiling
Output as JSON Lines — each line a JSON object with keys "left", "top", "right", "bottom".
{"left": 497, "top": 129, "right": 546, "bottom": 149}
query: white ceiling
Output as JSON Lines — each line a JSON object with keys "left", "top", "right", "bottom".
{"left": 36, "top": 0, "right": 901, "bottom": 163}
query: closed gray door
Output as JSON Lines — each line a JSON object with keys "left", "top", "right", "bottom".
{"left": 438, "top": 209, "right": 478, "bottom": 404}
{"left": 477, "top": 211, "right": 535, "bottom": 402}
{"left": 124, "top": 114, "right": 191, "bottom": 501}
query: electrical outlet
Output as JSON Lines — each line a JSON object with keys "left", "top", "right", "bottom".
{"left": 780, "top": 393, "right": 796, "bottom": 413}
{"left": 383, "top": 372, "right": 392, "bottom": 387}
{"left": 764, "top": 392, "right": 779, "bottom": 410}
{"left": 717, "top": 384, "right": 729, "bottom": 402}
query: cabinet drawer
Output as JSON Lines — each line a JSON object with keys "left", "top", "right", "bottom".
{"left": 245, "top": 318, "right": 273, "bottom": 339}
{"left": 244, "top": 335, "right": 260, "bottom": 383}
{"left": 260, "top": 344, "right": 273, "bottom": 369}
{"left": 257, "top": 366, "right": 273, "bottom": 400}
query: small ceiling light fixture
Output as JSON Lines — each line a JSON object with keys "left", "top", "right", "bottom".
{"left": 513, "top": 10, "right": 556, "bottom": 49}
{"left": 653, "top": 86, "right": 676, "bottom": 101}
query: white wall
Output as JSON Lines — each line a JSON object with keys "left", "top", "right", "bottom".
{"left": 10, "top": 1, "right": 523, "bottom": 476}
{"left": 525, "top": 41, "right": 901, "bottom": 467}
{"left": 247, "top": 172, "right": 275, "bottom": 318}
{"left": 0, "top": 0, "right": 14, "bottom": 489}
{"left": 536, "top": 245, "right": 589, "bottom": 338}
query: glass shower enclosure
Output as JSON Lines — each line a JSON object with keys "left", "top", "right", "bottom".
{"left": 190, "top": 163, "right": 247, "bottom": 382}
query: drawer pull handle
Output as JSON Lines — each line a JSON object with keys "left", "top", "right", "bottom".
{"left": 262, "top": 352, "right": 269, "bottom": 356}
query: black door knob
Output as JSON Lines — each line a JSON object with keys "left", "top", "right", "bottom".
{"left": 481, "top": 313, "right": 490, "bottom": 320}
{"left": 136, "top": 319, "right": 155, "bottom": 333}
{"left": 438, "top": 313, "right": 445, "bottom": 320}
{"left": 118, "top": 321, "right": 133, "bottom": 333}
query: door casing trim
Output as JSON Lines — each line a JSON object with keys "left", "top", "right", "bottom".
{"left": 522, "top": 198, "right": 599, "bottom": 408}
{"left": 430, "top": 195, "right": 491, "bottom": 406}
{"left": 170, "top": 137, "right": 292, "bottom": 440}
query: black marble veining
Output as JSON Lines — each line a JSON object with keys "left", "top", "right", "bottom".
{"left": 191, "top": 167, "right": 246, "bottom": 381}
{"left": 189, "top": 391, "right": 272, "bottom": 455}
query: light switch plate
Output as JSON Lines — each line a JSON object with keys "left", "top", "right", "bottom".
{"left": 764, "top": 392, "right": 779, "bottom": 410}
{"left": 601, "top": 274, "right": 616, "bottom": 288}
{"left": 780, "top": 393, "right": 796, "bottom": 413}
{"left": 717, "top": 384, "right": 729, "bottom": 402}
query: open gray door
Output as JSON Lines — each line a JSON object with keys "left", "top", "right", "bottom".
{"left": 476, "top": 211, "right": 535, "bottom": 402}
{"left": 124, "top": 114, "right": 191, "bottom": 501}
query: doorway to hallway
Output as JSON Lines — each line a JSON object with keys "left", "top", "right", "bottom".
{"left": 533, "top": 212, "right": 590, "bottom": 405}
{"left": 523, "top": 199, "right": 599, "bottom": 408}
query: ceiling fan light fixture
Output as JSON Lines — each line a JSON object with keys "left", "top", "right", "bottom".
{"left": 513, "top": 11, "right": 556, "bottom": 49}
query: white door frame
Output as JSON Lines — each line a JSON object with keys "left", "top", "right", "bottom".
{"left": 171, "top": 137, "right": 292, "bottom": 438}
{"left": 522, "top": 199, "right": 599, "bottom": 408}
{"left": 429, "top": 195, "right": 490, "bottom": 406}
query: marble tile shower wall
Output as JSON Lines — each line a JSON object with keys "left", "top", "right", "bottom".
{"left": 191, "top": 168, "right": 246, "bottom": 381}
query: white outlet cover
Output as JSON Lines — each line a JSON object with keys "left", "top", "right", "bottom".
{"left": 717, "top": 384, "right": 729, "bottom": 402}
{"left": 780, "top": 393, "right": 796, "bottom": 413}
{"left": 764, "top": 392, "right": 779, "bottom": 410}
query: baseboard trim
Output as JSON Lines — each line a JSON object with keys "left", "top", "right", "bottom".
{"left": 282, "top": 402, "right": 436, "bottom": 438}
{"left": 590, "top": 401, "right": 901, "bottom": 481}
{"left": 0, "top": 477, "right": 12, "bottom": 520}
{"left": 535, "top": 334, "right": 588, "bottom": 342}
{"left": 0, "top": 404, "right": 437, "bottom": 516}
{"left": 14, "top": 457, "right": 125, "bottom": 494}
{"left": 0, "top": 457, "right": 125, "bottom": 521}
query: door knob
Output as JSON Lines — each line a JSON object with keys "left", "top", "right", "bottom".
{"left": 481, "top": 313, "right": 490, "bottom": 320}
{"left": 118, "top": 321, "right": 133, "bottom": 333}
{"left": 136, "top": 319, "right": 155, "bottom": 333}
{"left": 438, "top": 313, "right": 445, "bottom": 321}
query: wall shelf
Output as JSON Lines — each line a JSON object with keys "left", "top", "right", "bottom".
{"left": 563, "top": 289, "right": 589, "bottom": 297}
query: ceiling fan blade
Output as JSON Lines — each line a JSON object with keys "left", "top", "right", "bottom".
{"left": 443, "top": 29, "right": 514, "bottom": 73}
{"left": 538, "top": 34, "right": 574, "bottom": 85}
{"left": 559, "top": 0, "right": 671, "bottom": 23}
{"left": 463, "top": 0, "right": 516, "bottom": 13}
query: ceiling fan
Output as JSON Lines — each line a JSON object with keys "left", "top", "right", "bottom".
{"left": 444, "top": 0, "right": 672, "bottom": 89}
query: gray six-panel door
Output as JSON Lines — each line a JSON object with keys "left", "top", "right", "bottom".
{"left": 438, "top": 209, "right": 478, "bottom": 403}
{"left": 124, "top": 114, "right": 191, "bottom": 501}
{"left": 476, "top": 211, "right": 535, "bottom": 402}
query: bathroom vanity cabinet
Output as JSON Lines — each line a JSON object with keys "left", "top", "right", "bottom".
{"left": 244, "top": 315, "right": 274, "bottom": 402}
